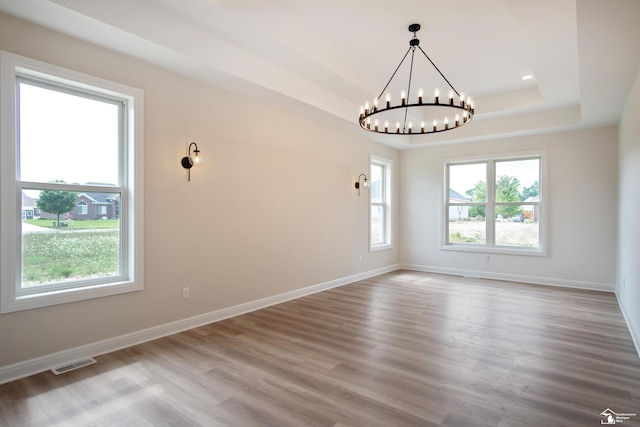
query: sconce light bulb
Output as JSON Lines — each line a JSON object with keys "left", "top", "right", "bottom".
{"left": 192, "top": 153, "right": 205, "bottom": 167}
{"left": 363, "top": 178, "right": 370, "bottom": 188}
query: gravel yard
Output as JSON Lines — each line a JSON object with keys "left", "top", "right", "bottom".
{"left": 448, "top": 220, "right": 539, "bottom": 247}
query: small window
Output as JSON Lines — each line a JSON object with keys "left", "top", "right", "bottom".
{"left": 0, "top": 51, "right": 144, "bottom": 313}
{"left": 444, "top": 153, "right": 545, "bottom": 255}
{"left": 370, "top": 156, "right": 392, "bottom": 251}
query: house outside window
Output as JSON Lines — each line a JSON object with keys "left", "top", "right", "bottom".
{"left": 0, "top": 51, "right": 144, "bottom": 313}
{"left": 370, "top": 155, "right": 392, "bottom": 251}
{"left": 444, "top": 152, "right": 545, "bottom": 255}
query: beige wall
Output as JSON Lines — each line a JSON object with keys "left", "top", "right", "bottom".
{"left": 399, "top": 126, "right": 618, "bottom": 290}
{"left": 0, "top": 13, "right": 399, "bottom": 367}
{"left": 618, "top": 66, "right": 640, "bottom": 352}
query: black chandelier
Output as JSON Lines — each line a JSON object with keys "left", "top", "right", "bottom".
{"left": 358, "top": 23, "right": 474, "bottom": 135}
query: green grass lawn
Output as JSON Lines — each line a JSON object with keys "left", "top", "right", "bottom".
{"left": 21, "top": 226, "right": 120, "bottom": 286}
{"left": 24, "top": 218, "right": 119, "bottom": 230}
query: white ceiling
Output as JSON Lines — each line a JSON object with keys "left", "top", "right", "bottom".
{"left": 1, "top": 0, "right": 639, "bottom": 149}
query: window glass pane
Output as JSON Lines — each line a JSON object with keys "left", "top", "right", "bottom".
{"left": 448, "top": 163, "right": 486, "bottom": 244}
{"left": 448, "top": 218, "right": 486, "bottom": 245}
{"left": 495, "top": 216, "right": 539, "bottom": 248}
{"left": 370, "top": 163, "right": 383, "bottom": 203}
{"left": 449, "top": 163, "right": 486, "bottom": 203}
{"left": 21, "top": 189, "right": 121, "bottom": 288}
{"left": 495, "top": 159, "right": 539, "bottom": 203}
{"left": 370, "top": 205, "right": 384, "bottom": 245}
{"left": 494, "top": 158, "right": 540, "bottom": 248}
{"left": 18, "top": 82, "right": 120, "bottom": 185}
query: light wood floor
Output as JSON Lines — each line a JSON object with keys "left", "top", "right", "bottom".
{"left": 1, "top": 271, "right": 639, "bottom": 426}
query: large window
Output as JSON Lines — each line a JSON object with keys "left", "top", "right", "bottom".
{"left": 0, "top": 51, "right": 144, "bottom": 313}
{"left": 370, "top": 156, "right": 392, "bottom": 251}
{"left": 444, "top": 153, "right": 545, "bottom": 255}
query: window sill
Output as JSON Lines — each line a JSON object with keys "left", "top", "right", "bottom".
{"left": 440, "top": 244, "right": 546, "bottom": 257}
{"left": 1, "top": 279, "right": 143, "bottom": 314}
{"left": 370, "top": 243, "right": 393, "bottom": 252}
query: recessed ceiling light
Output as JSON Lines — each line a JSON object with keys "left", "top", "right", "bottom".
{"left": 522, "top": 74, "right": 534, "bottom": 80}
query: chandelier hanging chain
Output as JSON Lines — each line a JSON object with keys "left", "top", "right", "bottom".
{"left": 358, "top": 23, "right": 474, "bottom": 135}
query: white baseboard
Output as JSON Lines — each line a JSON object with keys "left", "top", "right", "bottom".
{"left": 400, "top": 263, "right": 616, "bottom": 293}
{"left": 616, "top": 292, "right": 640, "bottom": 358}
{"left": 0, "top": 264, "right": 400, "bottom": 385}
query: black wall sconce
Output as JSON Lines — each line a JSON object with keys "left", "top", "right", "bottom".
{"left": 181, "top": 142, "right": 205, "bottom": 181}
{"left": 355, "top": 173, "right": 370, "bottom": 196}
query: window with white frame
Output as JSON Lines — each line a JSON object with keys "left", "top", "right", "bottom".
{"left": 370, "top": 156, "right": 392, "bottom": 251}
{"left": 0, "top": 51, "right": 144, "bottom": 313}
{"left": 444, "top": 154, "right": 544, "bottom": 255}
{"left": 78, "top": 201, "right": 88, "bottom": 215}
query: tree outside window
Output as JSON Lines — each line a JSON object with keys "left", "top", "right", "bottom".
{"left": 37, "top": 185, "right": 76, "bottom": 227}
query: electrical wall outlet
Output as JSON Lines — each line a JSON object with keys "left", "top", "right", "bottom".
{"left": 182, "top": 287, "right": 190, "bottom": 299}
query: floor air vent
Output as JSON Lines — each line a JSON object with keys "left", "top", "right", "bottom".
{"left": 51, "top": 358, "right": 97, "bottom": 375}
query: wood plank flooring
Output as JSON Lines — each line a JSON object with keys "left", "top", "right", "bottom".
{"left": 1, "top": 271, "right": 639, "bottom": 426}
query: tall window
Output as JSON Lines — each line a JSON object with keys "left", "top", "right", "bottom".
{"left": 0, "top": 51, "right": 144, "bottom": 313}
{"left": 78, "top": 201, "right": 88, "bottom": 215}
{"left": 444, "top": 154, "right": 544, "bottom": 255}
{"left": 370, "top": 156, "right": 392, "bottom": 251}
